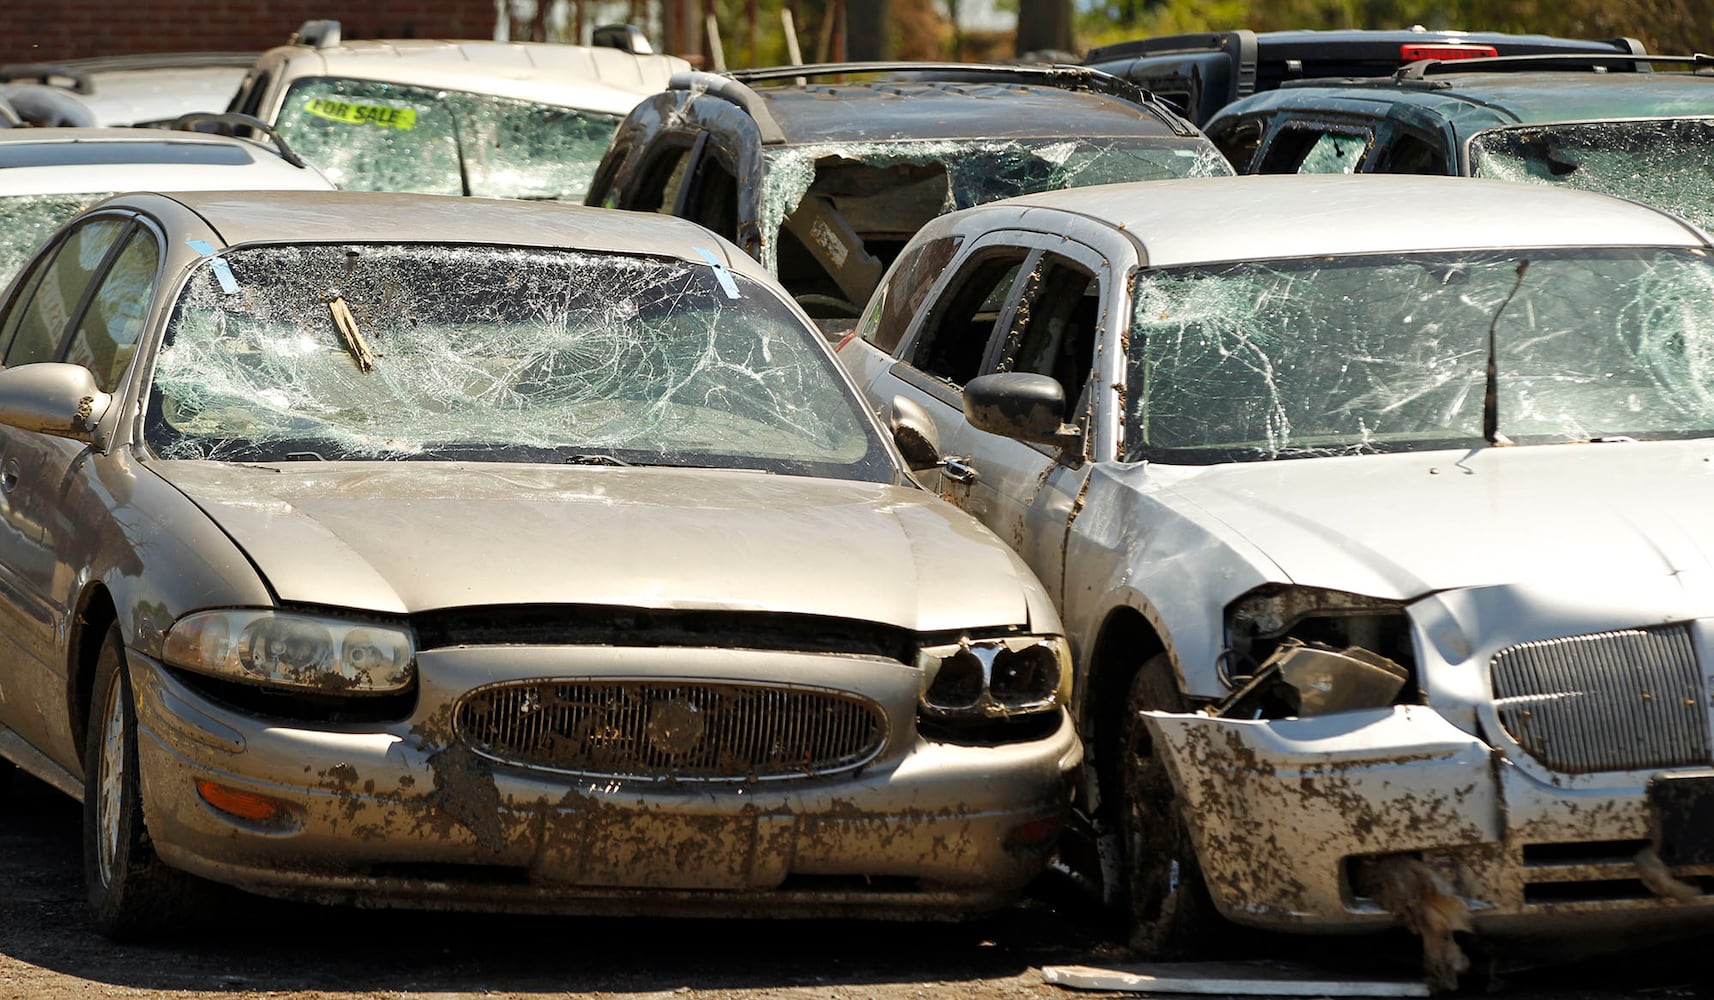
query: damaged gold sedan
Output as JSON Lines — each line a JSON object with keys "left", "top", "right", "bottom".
{"left": 0, "top": 190, "right": 1079, "bottom": 938}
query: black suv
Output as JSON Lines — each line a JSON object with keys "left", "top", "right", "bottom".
{"left": 1203, "top": 54, "right": 1714, "bottom": 232}
{"left": 585, "top": 62, "right": 1228, "bottom": 329}
{"left": 1083, "top": 28, "right": 1645, "bottom": 124}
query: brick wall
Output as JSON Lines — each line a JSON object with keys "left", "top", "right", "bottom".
{"left": 0, "top": 1, "right": 497, "bottom": 63}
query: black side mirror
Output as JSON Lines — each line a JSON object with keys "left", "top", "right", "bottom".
{"left": 964, "top": 372, "right": 1080, "bottom": 447}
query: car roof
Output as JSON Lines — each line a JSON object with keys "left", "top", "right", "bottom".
{"left": 986, "top": 175, "right": 1707, "bottom": 267}
{"left": 264, "top": 40, "right": 690, "bottom": 116}
{"left": 751, "top": 80, "right": 1188, "bottom": 144}
{"left": 0, "top": 52, "right": 254, "bottom": 126}
{"left": 1235, "top": 71, "right": 1714, "bottom": 132}
{"left": 143, "top": 189, "right": 769, "bottom": 273}
{"left": 0, "top": 128, "right": 332, "bottom": 195}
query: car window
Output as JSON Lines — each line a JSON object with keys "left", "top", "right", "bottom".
{"left": 1124, "top": 248, "right": 1714, "bottom": 463}
{"left": 868, "top": 236, "right": 963, "bottom": 354}
{"left": 0, "top": 217, "right": 128, "bottom": 368}
{"left": 906, "top": 249, "right": 1031, "bottom": 387}
{"left": 63, "top": 228, "right": 159, "bottom": 391}
{"left": 1210, "top": 119, "right": 1266, "bottom": 173}
{"left": 685, "top": 151, "right": 739, "bottom": 240}
{"left": 628, "top": 139, "right": 697, "bottom": 214}
{"left": 1470, "top": 119, "right": 1714, "bottom": 233}
{"left": 148, "top": 244, "right": 893, "bottom": 482}
{"left": 992, "top": 254, "right": 1100, "bottom": 406}
{"left": 1258, "top": 124, "right": 1372, "bottom": 174}
{"left": 273, "top": 77, "right": 622, "bottom": 201}
{"left": 1375, "top": 130, "right": 1449, "bottom": 175}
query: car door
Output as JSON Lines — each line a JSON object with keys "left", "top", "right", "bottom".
{"left": 0, "top": 213, "right": 157, "bottom": 765}
{"left": 860, "top": 236, "right": 1034, "bottom": 500}
{"left": 957, "top": 240, "right": 1112, "bottom": 602}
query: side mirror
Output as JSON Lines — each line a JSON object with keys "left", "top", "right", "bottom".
{"left": 889, "top": 395, "right": 943, "bottom": 471}
{"left": 0, "top": 363, "right": 112, "bottom": 444}
{"left": 592, "top": 24, "right": 654, "bottom": 54}
{"left": 964, "top": 372, "right": 1080, "bottom": 447}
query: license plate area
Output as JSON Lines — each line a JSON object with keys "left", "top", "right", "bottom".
{"left": 1650, "top": 772, "right": 1714, "bottom": 866}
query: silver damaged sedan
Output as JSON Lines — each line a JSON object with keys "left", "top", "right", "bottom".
{"left": 0, "top": 190, "right": 1079, "bottom": 938}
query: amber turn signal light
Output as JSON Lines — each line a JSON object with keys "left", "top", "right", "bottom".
{"left": 195, "top": 780, "right": 292, "bottom": 823}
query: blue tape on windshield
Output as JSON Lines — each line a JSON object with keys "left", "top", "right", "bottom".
{"left": 186, "top": 240, "right": 238, "bottom": 294}
{"left": 693, "top": 247, "right": 741, "bottom": 299}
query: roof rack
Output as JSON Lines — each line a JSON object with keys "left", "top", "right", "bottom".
{"left": 170, "top": 111, "right": 309, "bottom": 168}
{"left": 673, "top": 62, "right": 1190, "bottom": 141}
{"left": 1396, "top": 52, "right": 1714, "bottom": 79}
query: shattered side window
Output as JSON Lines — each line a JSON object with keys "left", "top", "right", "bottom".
{"left": 0, "top": 193, "right": 109, "bottom": 291}
{"left": 146, "top": 244, "right": 891, "bottom": 482}
{"left": 759, "top": 137, "right": 1229, "bottom": 274}
{"left": 1125, "top": 249, "right": 1714, "bottom": 463}
{"left": 1470, "top": 119, "right": 1714, "bottom": 232}
{"left": 274, "top": 78, "right": 622, "bottom": 201}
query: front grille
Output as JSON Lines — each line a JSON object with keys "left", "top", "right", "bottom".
{"left": 455, "top": 679, "right": 888, "bottom": 781}
{"left": 1491, "top": 624, "right": 1709, "bottom": 774}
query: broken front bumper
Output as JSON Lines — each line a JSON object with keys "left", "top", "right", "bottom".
{"left": 1146, "top": 705, "right": 1714, "bottom": 936}
{"left": 129, "top": 645, "right": 1081, "bottom": 918}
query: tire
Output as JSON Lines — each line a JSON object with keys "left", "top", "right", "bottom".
{"left": 1120, "top": 653, "right": 1225, "bottom": 958}
{"left": 81, "top": 624, "right": 206, "bottom": 940}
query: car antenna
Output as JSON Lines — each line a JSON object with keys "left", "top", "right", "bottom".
{"left": 1483, "top": 260, "right": 1528, "bottom": 447}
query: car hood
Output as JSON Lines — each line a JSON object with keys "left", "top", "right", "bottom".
{"left": 149, "top": 461, "right": 1042, "bottom": 632}
{"left": 1151, "top": 440, "right": 1714, "bottom": 600}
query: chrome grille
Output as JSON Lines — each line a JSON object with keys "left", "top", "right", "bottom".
{"left": 455, "top": 679, "right": 887, "bottom": 781}
{"left": 1492, "top": 624, "right": 1709, "bottom": 774}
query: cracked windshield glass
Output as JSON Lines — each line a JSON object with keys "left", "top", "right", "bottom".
{"left": 761, "top": 137, "right": 1230, "bottom": 275}
{"left": 148, "top": 243, "right": 887, "bottom": 479}
{"left": 273, "top": 77, "right": 621, "bottom": 200}
{"left": 1125, "top": 249, "right": 1714, "bottom": 462}
{"left": 0, "top": 193, "right": 110, "bottom": 287}
{"left": 1470, "top": 119, "right": 1714, "bottom": 232}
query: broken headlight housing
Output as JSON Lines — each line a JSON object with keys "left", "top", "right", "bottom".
{"left": 1218, "top": 586, "right": 1417, "bottom": 719}
{"left": 917, "top": 635, "right": 1071, "bottom": 719}
{"left": 163, "top": 610, "right": 415, "bottom": 694}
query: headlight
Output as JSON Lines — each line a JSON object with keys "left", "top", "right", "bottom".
{"left": 917, "top": 635, "right": 1070, "bottom": 718}
{"left": 163, "top": 610, "right": 415, "bottom": 694}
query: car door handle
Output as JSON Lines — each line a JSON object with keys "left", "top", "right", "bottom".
{"left": 942, "top": 457, "right": 979, "bottom": 484}
{"left": 0, "top": 458, "right": 18, "bottom": 493}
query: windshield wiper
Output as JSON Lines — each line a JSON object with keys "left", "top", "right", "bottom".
{"left": 1483, "top": 260, "right": 1529, "bottom": 447}
{"left": 565, "top": 453, "right": 631, "bottom": 467}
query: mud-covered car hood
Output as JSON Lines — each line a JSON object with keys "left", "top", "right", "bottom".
{"left": 1151, "top": 440, "right": 1714, "bottom": 600}
{"left": 149, "top": 461, "right": 1043, "bottom": 632}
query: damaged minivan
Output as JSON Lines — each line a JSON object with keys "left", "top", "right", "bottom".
{"left": 838, "top": 173, "right": 1714, "bottom": 984}
{"left": 585, "top": 63, "right": 1229, "bottom": 333}
{"left": 0, "top": 190, "right": 1078, "bottom": 938}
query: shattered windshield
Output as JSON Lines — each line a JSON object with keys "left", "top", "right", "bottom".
{"left": 146, "top": 243, "right": 889, "bottom": 480}
{"left": 0, "top": 193, "right": 107, "bottom": 288}
{"left": 1470, "top": 119, "right": 1714, "bottom": 232}
{"left": 1125, "top": 249, "right": 1714, "bottom": 463}
{"left": 760, "top": 137, "right": 1230, "bottom": 274}
{"left": 274, "top": 78, "right": 621, "bottom": 201}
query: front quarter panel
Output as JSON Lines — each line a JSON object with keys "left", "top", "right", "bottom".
{"left": 1062, "top": 462, "right": 1283, "bottom": 706}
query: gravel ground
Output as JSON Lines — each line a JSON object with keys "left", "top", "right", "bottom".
{"left": 3, "top": 771, "right": 1710, "bottom": 1000}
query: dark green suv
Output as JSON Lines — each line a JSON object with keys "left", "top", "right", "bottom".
{"left": 1205, "top": 54, "right": 1714, "bottom": 231}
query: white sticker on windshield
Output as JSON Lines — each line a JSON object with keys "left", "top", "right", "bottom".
{"left": 186, "top": 240, "right": 237, "bottom": 294}
{"left": 693, "top": 247, "right": 741, "bottom": 299}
